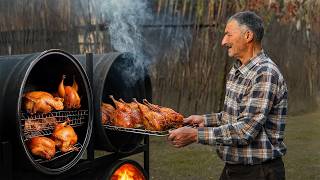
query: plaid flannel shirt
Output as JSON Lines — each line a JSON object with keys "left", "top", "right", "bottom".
{"left": 198, "top": 51, "right": 288, "bottom": 165}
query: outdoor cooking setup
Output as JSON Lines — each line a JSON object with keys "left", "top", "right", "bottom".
{"left": 0, "top": 50, "right": 93, "bottom": 176}
{"left": 75, "top": 52, "right": 153, "bottom": 153}
{"left": 0, "top": 49, "right": 163, "bottom": 180}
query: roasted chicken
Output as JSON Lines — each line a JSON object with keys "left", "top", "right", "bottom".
{"left": 52, "top": 119, "right": 78, "bottom": 153}
{"left": 24, "top": 117, "right": 57, "bottom": 131}
{"left": 105, "top": 95, "right": 184, "bottom": 131}
{"left": 28, "top": 136, "right": 56, "bottom": 160}
{"left": 109, "top": 95, "right": 143, "bottom": 128}
{"left": 101, "top": 102, "right": 115, "bottom": 125}
{"left": 120, "top": 98, "right": 144, "bottom": 128}
{"left": 143, "top": 99, "right": 184, "bottom": 129}
{"left": 23, "top": 91, "right": 64, "bottom": 114}
{"left": 58, "top": 75, "right": 81, "bottom": 109}
{"left": 133, "top": 99, "right": 184, "bottom": 131}
{"left": 133, "top": 99, "right": 165, "bottom": 131}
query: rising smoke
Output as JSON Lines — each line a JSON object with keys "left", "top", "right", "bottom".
{"left": 95, "top": 0, "right": 191, "bottom": 87}
{"left": 98, "top": 0, "right": 153, "bottom": 87}
{"left": 100, "top": 0, "right": 151, "bottom": 57}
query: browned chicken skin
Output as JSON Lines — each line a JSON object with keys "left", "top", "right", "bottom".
{"left": 28, "top": 136, "right": 56, "bottom": 160}
{"left": 143, "top": 99, "right": 184, "bottom": 129}
{"left": 109, "top": 95, "right": 143, "bottom": 128}
{"left": 120, "top": 98, "right": 144, "bottom": 128}
{"left": 101, "top": 102, "right": 115, "bottom": 125}
{"left": 52, "top": 119, "right": 78, "bottom": 153}
{"left": 23, "top": 91, "right": 64, "bottom": 114}
{"left": 105, "top": 96, "right": 184, "bottom": 131}
{"left": 58, "top": 75, "right": 81, "bottom": 109}
{"left": 133, "top": 99, "right": 165, "bottom": 131}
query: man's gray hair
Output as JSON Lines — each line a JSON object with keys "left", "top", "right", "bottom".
{"left": 229, "top": 11, "right": 264, "bottom": 42}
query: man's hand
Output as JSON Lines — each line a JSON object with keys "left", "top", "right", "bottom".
{"left": 167, "top": 126, "right": 198, "bottom": 148}
{"left": 184, "top": 115, "right": 205, "bottom": 127}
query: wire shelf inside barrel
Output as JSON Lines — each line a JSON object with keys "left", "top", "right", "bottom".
{"left": 20, "top": 110, "right": 88, "bottom": 140}
{"left": 103, "top": 124, "right": 169, "bottom": 136}
{"left": 34, "top": 143, "right": 82, "bottom": 164}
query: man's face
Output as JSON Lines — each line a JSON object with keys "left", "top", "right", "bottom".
{"left": 221, "top": 20, "right": 247, "bottom": 59}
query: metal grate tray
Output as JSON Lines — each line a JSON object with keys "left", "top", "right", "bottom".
{"left": 103, "top": 124, "right": 170, "bottom": 136}
{"left": 21, "top": 110, "right": 88, "bottom": 140}
{"left": 34, "top": 143, "right": 82, "bottom": 163}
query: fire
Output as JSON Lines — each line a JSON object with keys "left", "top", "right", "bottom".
{"left": 111, "top": 163, "right": 145, "bottom": 180}
{"left": 118, "top": 170, "right": 133, "bottom": 180}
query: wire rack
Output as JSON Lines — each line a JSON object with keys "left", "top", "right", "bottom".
{"left": 103, "top": 124, "right": 169, "bottom": 136}
{"left": 34, "top": 143, "right": 82, "bottom": 164}
{"left": 20, "top": 110, "right": 88, "bottom": 140}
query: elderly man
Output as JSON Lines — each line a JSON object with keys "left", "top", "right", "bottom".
{"left": 168, "top": 11, "right": 287, "bottom": 180}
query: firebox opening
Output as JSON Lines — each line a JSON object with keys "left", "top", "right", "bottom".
{"left": 104, "top": 160, "right": 147, "bottom": 180}
{"left": 111, "top": 163, "right": 146, "bottom": 180}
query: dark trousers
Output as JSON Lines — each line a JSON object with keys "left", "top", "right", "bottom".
{"left": 219, "top": 158, "right": 285, "bottom": 180}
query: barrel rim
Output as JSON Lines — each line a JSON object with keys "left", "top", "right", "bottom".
{"left": 94, "top": 52, "right": 148, "bottom": 153}
{"left": 17, "top": 49, "right": 93, "bottom": 175}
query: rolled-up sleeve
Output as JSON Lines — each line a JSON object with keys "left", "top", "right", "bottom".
{"left": 198, "top": 70, "right": 278, "bottom": 146}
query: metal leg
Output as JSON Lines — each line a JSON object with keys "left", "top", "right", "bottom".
{"left": 0, "top": 140, "right": 12, "bottom": 180}
{"left": 87, "top": 138, "right": 95, "bottom": 161}
{"left": 144, "top": 136, "right": 150, "bottom": 179}
{"left": 85, "top": 52, "right": 95, "bottom": 161}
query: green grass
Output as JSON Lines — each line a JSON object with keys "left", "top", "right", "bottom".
{"left": 283, "top": 111, "right": 320, "bottom": 180}
{"left": 147, "top": 139, "right": 223, "bottom": 179}
{"left": 126, "top": 111, "right": 320, "bottom": 180}
{"left": 95, "top": 111, "right": 320, "bottom": 179}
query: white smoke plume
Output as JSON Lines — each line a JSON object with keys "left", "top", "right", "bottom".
{"left": 98, "top": 0, "right": 153, "bottom": 87}
{"left": 92, "top": 0, "right": 191, "bottom": 87}
{"left": 100, "top": 0, "right": 151, "bottom": 58}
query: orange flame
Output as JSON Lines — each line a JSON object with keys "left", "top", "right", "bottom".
{"left": 111, "top": 163, "right": 145, "bottom": 180}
